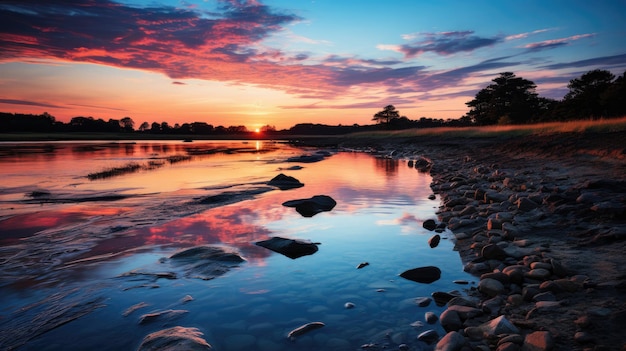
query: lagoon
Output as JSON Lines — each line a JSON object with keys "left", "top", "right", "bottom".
{"left": 0, "top": 140, "right": 474, "bottom": 350}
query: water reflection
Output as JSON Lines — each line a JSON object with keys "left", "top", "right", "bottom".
{"left": 0, "top": 141, "right": 473, "bottom": 351}
{"left": 374, "top": 156, "right": 399, "bottom": 176}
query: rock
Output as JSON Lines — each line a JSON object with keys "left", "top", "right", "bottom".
{"left": 267, "top": 173, "right": 304, "bottom": 190}
{"left": 138, "top": 309, "right": 188, "bottom": 325}
{"left": 255, "top": 237, "right": 319, "bottom": 259}
{"left": 435, "top": 331, "right": 465, "bottom": 351}
{"left": 416, "top": 297, "right": 432, "bottom": 307}
{"left": 432, "top": 291, "right": 457, "bottom": 306}
{"left": 344, "top": 302, "right": 355, "bottom": 309}
{"left": 400, "top": 266, "right": 441, "bottom": 284}
{"left": 497, "top": 342, "right": 520, "bottom": 351}
{"left": 357, "top": 262, "right": 369, "bottom": 269}
{"left": 282, "top": 195, "right": 337, "bottom": 217}
{"left": 481, "top": 244, "right": 507, "bottom": 260}
{"left": 428, "top": 234, "right": 441, "bottom": 248}
{"left": 525, "top": 268, "right": 551, "bottom": 281}
{"left": 286, "top": 154, "right": 325, "bottom": 163}
{"left": 423, "top": 219, "right": 438, "bottom": 231}
{"left": 137, "top": 326, "right": 212, "bottom": 350}
{"left": 417, "top": 329, "right": 439, "bottom": 344}
{"left": 287, "top": 322, "right": 325, "bottom": 340}
{"left": 574, "top": 331, "right": 594, "bottom": 344}
{"left": 439, "top": 309, "right": 462, "bottom": 331}
{"left": 516, "top": 197, "right": 539, "bottom": 212}
{"left": 168, "top": 246, "right": 245, "bottom": 280}
{"left": 479, "top": 315, "right": 519, "bottom": 336}
{"left": 478, "top": 278, "right": 505, "bottom": 297}
{"left": 532, "top": 292, "right": 556, "bottom": 302}
{"left": 447, "top": 305, "right": 482, "bottom": 319}
{"left": 522, "top": 331, "right": 553, "bottom": 351}
{"left": 425, "top": 311, "right": 438, "bottom": 324}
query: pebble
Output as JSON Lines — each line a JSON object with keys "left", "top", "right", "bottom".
{"left": 344, "top": 302, "right": 355, "bottom": 309}
{"left": 425, "top": 311, "right": 438, "bottom": 324}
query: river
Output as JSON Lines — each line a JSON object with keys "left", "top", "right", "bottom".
{"left": 0, "top": 140, "right": 474, "bottom": 351}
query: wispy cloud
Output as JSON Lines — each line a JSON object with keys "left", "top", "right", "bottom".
{"left": 540, "top": 53, "right": 626, "bottom": 70}
{"left": 0, "top": 98, "right": 67, "bottom": 109}
{"left": 381, "top": 31, "right": 503, "bottom": 58}
{"left": 522, "top": 33, "right": 595, "bottom": 52}
{"left": 505, "top": 28, "right": 553, "bottom": 41}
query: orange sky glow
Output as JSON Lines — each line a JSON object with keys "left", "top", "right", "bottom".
{"left": 1, "top": 0, "right": 625, "bottom": 130}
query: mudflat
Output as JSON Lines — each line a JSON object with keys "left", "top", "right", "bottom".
{"left": 338, "top": 129, "right": 626, "bottom": 350}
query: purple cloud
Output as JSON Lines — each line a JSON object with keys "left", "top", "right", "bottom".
{"left": 0, "top": 99, "right": 67, "bottom": 109}
{"left": 523, "top": 34, "right": 595, "bottom": 52}
{"left": 541, "top": 53, "right": 626, "bottom": 70}
{"left": 398, "top": 31, "right": 503, "bottom": 58}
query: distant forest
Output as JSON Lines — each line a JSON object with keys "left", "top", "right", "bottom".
{"left": 2, "top": 69, "right": 625, "bottom": 136}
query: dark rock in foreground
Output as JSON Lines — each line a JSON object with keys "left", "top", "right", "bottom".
{"left": 137, "top": 326, "right": 212, "bottom": 350}
{"left": 267, "top": 173, "right": 304, "bottom": 190}
{"left": 282, "top": 195, "right": 337, "bottom": 217}
{"left": 399, "top": 266, "right": 442, "bottom": 284}
{"left": 255, "top": 237, "right": 319, "bottom": 259}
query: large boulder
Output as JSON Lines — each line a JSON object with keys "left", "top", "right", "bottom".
{"left": 282, "top": 195, "right": 337, "bottom": 217}
{"left": 400, "top": 266, "right": 441, "bottom": 284}
{"left": 255, "top": 237, "right": 319, "bottom": 259}
{"left": 268, "top": 173, "right": 304, "bottom": 190}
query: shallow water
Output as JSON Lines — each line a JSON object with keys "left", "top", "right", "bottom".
{"left": 0, "top": 140, "right": 474, "bottom": 350}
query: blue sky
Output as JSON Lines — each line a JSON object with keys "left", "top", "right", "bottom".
{"left": 1, "top": 0, "right": 625, "bottom": 128}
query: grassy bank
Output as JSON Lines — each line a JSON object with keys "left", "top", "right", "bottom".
{"left": 344, "top": 116, "right": 626, "bottom": 140}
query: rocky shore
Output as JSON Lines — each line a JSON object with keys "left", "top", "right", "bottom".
{"left": 339, "top": 130, "right": 626, "bottom": 351}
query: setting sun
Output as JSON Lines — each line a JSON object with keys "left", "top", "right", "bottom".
{"left": 254, "top": 128, "right": 260, "bottom": 133}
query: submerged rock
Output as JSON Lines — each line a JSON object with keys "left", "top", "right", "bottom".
{"left": 287, "top": 322, "right": 325, "bottom": 340}
{"left": 167, "top": 246, "right": 245, "bottom": 280}
{"left": 399, "top": 266, "right": 441, "bottom": 284}
{"left": 138, "top": 309, "right": 188, "bottom": 325}
{"left": 286, "top": 154, "right": 325, "bottom": 163}
{"left": 255, "top": 237, "right": 319, "bottom": 259}
{"left": 137, "top": 326, "right": 212, "bottom": 350}
{"left": 282, "top": 195, "right": 337, "bottom": 217}
{"left": 267, "top": 173, "right": 304, "bottom": 190}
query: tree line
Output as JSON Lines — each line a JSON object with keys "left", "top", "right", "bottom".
{"left": 2, "top": 69, "right": 624, "bottom": 135}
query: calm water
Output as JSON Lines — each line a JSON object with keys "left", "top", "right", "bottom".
{"left": 0, "top": 140, "right": 474, "bottom": 351}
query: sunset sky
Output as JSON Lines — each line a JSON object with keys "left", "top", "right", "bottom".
{"left": 1, "top": 0, "right": 625, "bottom": 130}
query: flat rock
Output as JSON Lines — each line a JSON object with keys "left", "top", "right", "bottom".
{"left": 400, "top": 266, "right": 441, "bottom": 284}
{"left": 168, "top": 246, "right": 245, "bottom": 280}
{"left": 255, "top": 237, "right": 319, "bottom": 259}
{"left": 282, "top": 195, "right": 337, "bottom": 217}
{"left": 137, "top": 326, "right": 212, "bottom": 350}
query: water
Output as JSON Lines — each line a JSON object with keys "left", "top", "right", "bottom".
{"left": 0, "top": 140, "right": 474, "bottom": 350}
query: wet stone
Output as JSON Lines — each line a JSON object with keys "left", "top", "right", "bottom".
{"left": 137, "top": 326, "right": 212, "bottom": 351}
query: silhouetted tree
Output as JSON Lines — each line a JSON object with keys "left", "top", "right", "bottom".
{"left": 138, "top": 121, "right": 150, "bottom": 132}
{"left": 601, "top": 71, "right": 626, "bottom": 117}
{"left": 563, "top": 69, "right": 615, "bottom": 119}
{"left": 120, "top": 117, "right": 134, "bottom": 132}
{"left": 372, "top": 105, "right": 400, "bottom": 125}
{"left": 466, "top": 72, "right": 541, "bottom": 125}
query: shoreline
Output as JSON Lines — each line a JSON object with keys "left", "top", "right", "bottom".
{"left": 339, "top": 130, "right": 626, "bottom": 350}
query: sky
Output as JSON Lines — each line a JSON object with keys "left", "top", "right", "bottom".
{"left": 1, "top": 0, "right": 625, "bottom": 130}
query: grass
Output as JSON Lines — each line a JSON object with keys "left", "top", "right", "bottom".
{"left": 87, "top": 154, "right": 193, "bottom": 180}
{"left": 345, "top": 116, "right": 626, "bottom": 140}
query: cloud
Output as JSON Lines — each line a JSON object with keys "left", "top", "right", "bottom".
{"left": 0, "top": 98, "right": 67, "bottom": 109}
{"left": 522, "top": 34, "right": 595, "bottom": 52}
{"left": 172, "top": 81, "right": 187, "bottom": 85}
{"left": 505, "top": 28, "right": 553, "bottom": 41}
{"left": 540, "top": 53, "right": 626, "bottom": 70}
{"left": 390, "top": 31, "right": 503, "bottom": 58}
